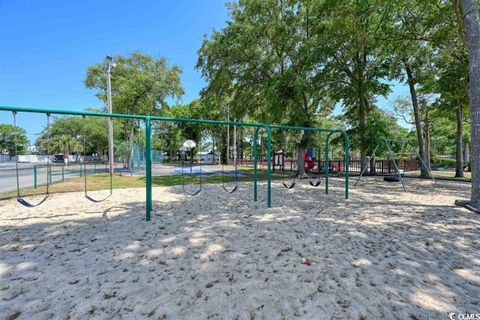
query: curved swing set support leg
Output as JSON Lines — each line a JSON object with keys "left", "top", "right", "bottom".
{"left": 385, "top": 140, "right": 407, "bottom": 192}
{"left": 354, "top": 144, "right": 380, "bottom": 187}
{"left": 14, "top": 111, "right": 50, "bottom": 208}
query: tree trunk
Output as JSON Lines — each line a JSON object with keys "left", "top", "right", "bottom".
{"left": 404, "top": 61, "right": 429, "bottom": 176}
{"left": 239, "top": 127, "right": 244, "bottom": 160}
{"left": 455, "top": 106, "right": 464, "bottom": 178}
{"left": 369, "top": 154, "right": 376, "bottom": 175}
{"left": 297, "top": 129, "right": 312, "bottom": 177}
{"left": 222, "top": 133, "right": 228, "bottom": 165}
{"left": 137, "top": 120, "right": 141, "bottom": 145}
{"left": 359, "top": 96, "right": 367, "bottom": 172}
{"left": 123, "top": 120, "right": 129, "bottom": 141}
{"left": 461, "top": 0, "right": 480, "bottom": 208}
{"left": 297, "top": 146, "right": 305, "bottom": 177}
{"left": 128, "top": 119, "right": 135, "bottom": 170}
{"left": 226, "top": 113, "right": 230, "bottom": 166}
{"left": 464, "top": 142, "right": 470, "bottom": 165}
{"left": 424, "top": 108, "right": 431, "bottom": 168}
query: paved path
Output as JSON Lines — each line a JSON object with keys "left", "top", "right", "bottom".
{"left": 0, "top": 163, "right": 244, "bottom": 194}
{"left": 0, "top": 164, "right": 108, "bottom": 194}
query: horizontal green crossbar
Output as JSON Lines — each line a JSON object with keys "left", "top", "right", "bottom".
{"left": 0, "top": 105, "right": 264, "bottom": 128}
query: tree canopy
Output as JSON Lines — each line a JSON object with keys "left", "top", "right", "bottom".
{"left": 0, "top": 124, "right": 29, "bottom": 156}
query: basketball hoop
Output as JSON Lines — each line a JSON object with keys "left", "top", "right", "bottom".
{"left": 183, "top": 140, "right": 196, "bottom": 150}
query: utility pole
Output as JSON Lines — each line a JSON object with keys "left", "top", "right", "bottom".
{"left": 105, "top": 56, "right": 114, "bottom": 177}
{"left": 233, "top": 120, "right": 237, "bottom": 166}
{"left": 226, "top": 106, "right": 230, "bottom": 165}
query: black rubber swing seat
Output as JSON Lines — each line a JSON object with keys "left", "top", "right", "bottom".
{"left": 17, "top": 195, "right": 49, "bottom": 208}
{"left": 85, "top": 193, "right": 112, "bottom": 203}
{"left": 283, "top": 181, "right": 296, "bottom": 189}
{"left": 183, "top": 187, "right": 202, "bottom": 196}
{"left": 384, "top": 175, "right": 400, "bottom": 182}
{"left": 222, "top": 185, "right": 238, "bottom": 193}
{"left": 181, "top": 170, "right": 202, "bottom": 196}
{"left": 309, "top": 179, "right": 321, "bottom": 187}
{"left": 222, "top": 169, "right": 239, "bottom": 194}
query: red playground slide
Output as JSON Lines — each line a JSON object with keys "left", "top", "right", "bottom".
{"left": 304, "top": 151, "right": 315, "bottom": 172}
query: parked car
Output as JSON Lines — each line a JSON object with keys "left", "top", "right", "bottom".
{"left": 53, "top": 154, "right": 65, "bottom": 164}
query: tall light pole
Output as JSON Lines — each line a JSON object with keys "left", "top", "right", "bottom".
{"left": 226, "top": 106, "right": 230, "bottom": 165}
{"left": 105, "top": 55, "right": 114, "bottom": 177}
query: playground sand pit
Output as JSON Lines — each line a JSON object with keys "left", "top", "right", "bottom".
{"left": 0, "top": 177, "right": 479, "bottom": 319}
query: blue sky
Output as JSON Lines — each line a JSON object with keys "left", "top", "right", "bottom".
{"left": 0, "top": 0, "right": 410, "bottom": 143}
{"left": 0, "top": 0, "right": 229, "bottom": 141}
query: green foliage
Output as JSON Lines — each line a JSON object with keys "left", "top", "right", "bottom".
{"left": 431, "top": 156, "right": 457, "bottom": 166}
{"left": 85, "top": 52, "right": 185, "bottom": 168}
{"left": 35, "top": 114, "right": 109, "bottom": 156}
{"left": 197, "top": 0, "right": 336, "bottom": 131}
{"left": 196, "top": 0, "right": 412, "bottom": 160}
{"left": 0, "top": 124, "right": 29, "bottom": 155}
{"left": 340, "top": 106, "right": 408, "bottom": 156}
{"left": 85, "top": 52, "right": 184, "bottom": 115}
{"left": 195, "top": 0, "right": 473, "bottom": 166}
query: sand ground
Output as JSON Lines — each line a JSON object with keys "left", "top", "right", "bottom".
{"left": 0, "top": 177, "right": 479, "bottom": 319}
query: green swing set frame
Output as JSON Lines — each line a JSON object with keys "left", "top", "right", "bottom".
{"left": 1, "top": 105, "right": 350, "bottom": 221}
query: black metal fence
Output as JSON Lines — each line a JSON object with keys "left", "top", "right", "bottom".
{"left": 237, "top": 159, "right": 420, "bottom": 175}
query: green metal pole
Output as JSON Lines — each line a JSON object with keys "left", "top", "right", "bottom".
{"left": 145, "top": 117, "right": 152, "bottom": 221}
{"left": 34, "top": 165, "right": 37, "bottom": 189}
{"left": 62, "top": 163, "right": 64, "bottom": 181}
{"left": 253, "top": 127, "right": 259, "bottom": 202}
{"left": 264, "top": 125, "right": 272, "bottom": 208}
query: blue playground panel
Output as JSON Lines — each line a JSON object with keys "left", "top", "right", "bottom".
{"left": 173, "top": 166, "right": 205, "bottom": 174}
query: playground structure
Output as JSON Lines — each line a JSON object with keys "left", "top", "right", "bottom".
{"left": 1, "top": 105, "right": 350, "bottom": 221}
{"left": 355, "top": 138, "right": 435, "bottom": 192}
{"left": 3, "top": 109, "right": 478, "bottom": 320}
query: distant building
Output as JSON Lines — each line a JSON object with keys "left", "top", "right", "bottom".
{"left": 199, "top": 149, "right": 217, "bottom": 164}
{"left": 26, "top": 145, "right": 37, "bottom": 154}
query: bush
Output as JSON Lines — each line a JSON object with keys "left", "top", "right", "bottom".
{"left": 431, "top": 156, "right": 456, "bottom": 167}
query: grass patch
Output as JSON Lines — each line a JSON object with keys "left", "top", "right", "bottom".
{"left": 0, "top": 168, "right": 284, "bottom": 199}
{"left": 407, "top": 170, "right": 471, "bottom": 180}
